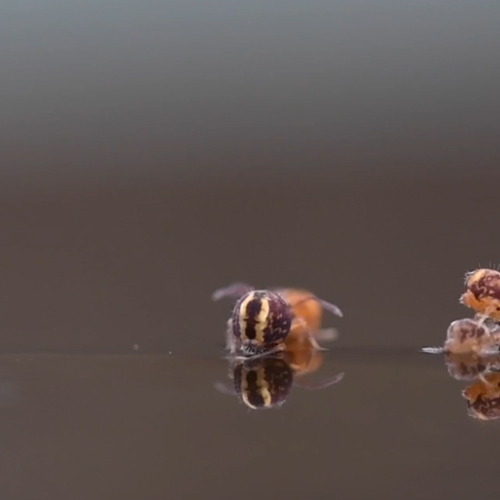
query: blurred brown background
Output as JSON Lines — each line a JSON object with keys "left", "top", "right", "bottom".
{"left": 0, "top": 0, "right": 499, "bottom": 499}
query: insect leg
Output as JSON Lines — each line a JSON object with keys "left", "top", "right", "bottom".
{"left": 478, "top": 373, "right": 494, "bottom": 387}
{"left": 294, "top": 372, "right": 345, "bottom": 390}
{"left": 421, "top": 346, "right": 446, "bottom": 354}
{"left": 314, "top": 327, "right": 339, "bottom": 343}
{"left": 225, "top": 321, "right": 238, "bottom": 353}
{"left": 291, "top": 316, "right": 327, "bottom": 351}
{"left": 291, "top": 294, "right": 343, "bottom": 318}
{"left": 242, "top": 345, "right": 284, "bottom": 361}
{"left": 211, "top": 282, "right": 254, "bottom": 301}
{"left": 475, "top": 313, "right": 493, "bottom": 336}
{"left": 214, "top": 382, "right": 238, "bottom": 396}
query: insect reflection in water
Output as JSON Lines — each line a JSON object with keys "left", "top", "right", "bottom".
{"left": 463, "top": 371, "right": 500, "bottom": 421}
{"left": 215, "top": 348, "right": 344, "bottom": 410}
{"left": 423, "top": 322, "right": 500, "bottom": 421}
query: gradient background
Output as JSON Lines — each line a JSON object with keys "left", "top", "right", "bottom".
{"left": 1, "top": 1, "right": 499, "bottom": 499}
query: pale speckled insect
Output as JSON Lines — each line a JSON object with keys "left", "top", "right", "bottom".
{"left": 212, "top": 282, "right": 343, "bottom": 358}
{"left": 422, "top": 317, "right": 500, "bottom": 356}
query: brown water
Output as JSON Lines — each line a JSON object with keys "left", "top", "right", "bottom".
{"left": 2, "top": 1, "right": 500, "bottom": 499}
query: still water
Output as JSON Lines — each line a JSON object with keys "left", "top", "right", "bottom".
{"left": 2, "top": 0, "right": 500, "bottom": 498}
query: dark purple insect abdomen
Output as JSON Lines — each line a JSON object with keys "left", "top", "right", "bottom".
{"left": 230, "top": 290, "right": 292, "bottom": 352}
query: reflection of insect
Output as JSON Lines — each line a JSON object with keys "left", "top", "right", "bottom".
{"left": 215, "top": 351, "right": 344, "bottom": 410}
{"left": 282, "top": 343, "right": 342, "bottom": 385}
{"left": 460, "top": 268, "right": 500, "bottom": 321}
{"left": 212, "top": 282, "right": 343, "bottom": 357}
{"left": 443, "top": 353, "right": 500, "bottom": 381}
{"left": 463, "top": 373, "right": 500, "bottom": 421}
{"left": 422, "top": 317, "right": 500, "bottom": 356}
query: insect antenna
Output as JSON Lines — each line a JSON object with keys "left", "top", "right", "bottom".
{"left": 211, "top": 282, "right": 255, "bottom": 301}
{"left": 291, "top": 294, "right": 344, "bottom": 318}
{"left": 421, "top": 346, "right": 445, "bottom": 354}
{"left": 295, "top": 372, "right": 345, "bottom": 390}
{"left": 214, "top": 382, "right": 238, "bottom": 396}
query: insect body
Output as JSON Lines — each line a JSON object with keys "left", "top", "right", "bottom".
{"left": 460, "top": 268, "right": 500, "bottom": 321}
{"left": 422, "top": 317, "right": 500, "bottom": 356}
{"left": 212, "top": 282, "right": 343, "bottom": 357}
{"left": 229, "top": 290, "right": 293, "bottom": 356}
{"left": 275, "top": 287, "right": 343, "bottom": 329}
{"left": 274, "top": 288, "right": 341, "bottom": 348}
